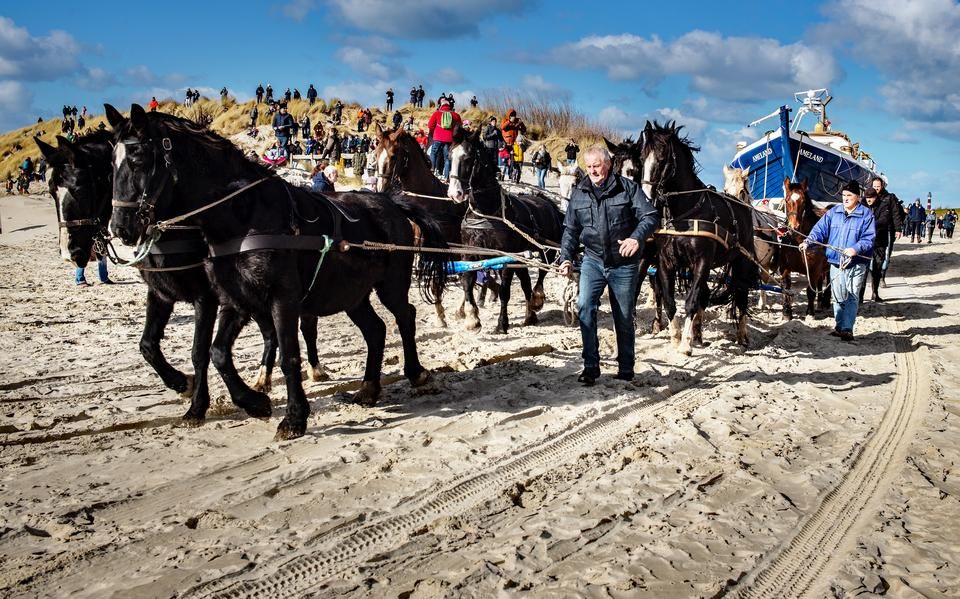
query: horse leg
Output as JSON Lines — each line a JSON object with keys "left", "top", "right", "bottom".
{"left": 345, "top": 298, "right": 387, "bottom": 404}
{"left": 181, "top": 293, "right": 217, "bottom": 424}
{"left": 678, "top": 261, "right": 710, "bottom": 356}
{"left": 734, "top": 259, "right": 752, "bottom": 346}
{"left": 273, "top": 300, "right": 310, "bottom": 441}
{"left": 529, "top": 268, "right": 547, "bottom": 312}
{"left": 805, "top": 285, "right": 816, "bottom": 318}
{"left": 377, "top": 282, "right": 429, "bottom": 387}
{"left": 495, "top": 268, "right": 516, "bottom": 334}
{"left": 659, "top": 266, "right": 680, "bottom": 345}
{"left": 433, "top": 296, "right": 448, "bottom": 329}
{"left": 517, "top": 268, "right": 538, "bottom": 325}
{"left": 462, "top": 271, "right": 481, "bottom": 331}
{"left": 299, "top": 313, "right": 329, "bottom": 381}
{"left": 210, "top": 306, "right": 272, "bottom": 418}
{"left": 140, "top": 290, "right": 192, "bottom": 397}
{"left": 250, "top": 317, "right": 276, "bottom": 393}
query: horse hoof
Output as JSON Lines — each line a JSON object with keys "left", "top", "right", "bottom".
{"left": 523, "top": 312, "right": 538, "bottom": 325}
{"left": 530, "top": 293, "right": 546, "bottom": 312}
{"left": 493, "top": 326, "right": 508, "bottom": 335}
{"left": 306, "top": 364, "right": 330, "bottom": 382}
{"left": 352, "top": 381, "right": 381, "bottom": 406}
{"left": 466, "top": 319, "right": 481, "bottom": 332}
{"left": 181, "top": 413, "right": 205, "bottom": 427}
{"left": 236, "top": 391, "right": 272, "bottom": 419}
{"left": 178, "top": 374, "right": 195, "bottom": 399}
{"left": 250, "top": 368, "right": 272, "bottom": 393}
{"left": 477, "top": 300, "right": 486, "bottom": 308}
{"left": 436, "top": 318, "right": 448, "bottom": 329}
{"left": 651, "top": 321, "right": 662, "bottom": 335}
{"left": 274, "top": 418, "right": 306, "bottom": 441}
{"left": 678, "top": 344, "right": 693, "bottom": 356}
{"left": 411, "top": 370, "right": 431, "bottom": 387}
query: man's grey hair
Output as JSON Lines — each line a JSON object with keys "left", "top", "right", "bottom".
{"left": 583, "top": 145, "right": 612, "bottom": 165}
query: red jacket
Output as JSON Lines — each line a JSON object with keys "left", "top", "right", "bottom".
{"left": 427, "top": 106, "right": 461, "bottom": 143}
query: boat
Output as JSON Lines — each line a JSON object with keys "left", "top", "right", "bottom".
{"left": 728, "top": 89, "right": 882, "bottom": 210}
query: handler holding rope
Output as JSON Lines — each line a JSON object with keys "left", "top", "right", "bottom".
{"left": 800, "top": 180, "right": 875, "bottom": 341}
{"left": 558, "top": 146, "right": 658, "bottom": 385}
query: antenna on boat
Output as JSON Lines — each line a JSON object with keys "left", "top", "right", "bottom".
{"left": 792, "top": 88, "right": 831, "bottom": 131}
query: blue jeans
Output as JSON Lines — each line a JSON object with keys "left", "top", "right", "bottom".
{"left": 536, "top": 167, "right": 547, "bottom": 189}
{"left": 830, "top": 262, "right": 867, "bottom": 332}
{"left": 429, "top": 141, "right": 451, "bottom": 179}
{"left": 578, "top": 256, "right": 640, "bottom": 374}
{"left": 76, "top": 256, "right": 109, "bottom": 284}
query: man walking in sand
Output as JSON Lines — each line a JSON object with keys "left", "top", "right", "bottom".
{"left": 558, "top": 146, "right": 658, "bottom": 385}
{"left": 800, "top": 180, "right": 875, "bottom": 341}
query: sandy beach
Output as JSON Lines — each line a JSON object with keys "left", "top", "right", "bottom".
{"left": 0, "top": 191, "right": 958, "bottom": 598}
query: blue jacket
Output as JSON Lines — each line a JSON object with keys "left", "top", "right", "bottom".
{"left": 559, "top": 174, "right": 658, "bottom": 267}
{"left": 908, "top": 203, "right": 926, "bottom": 223}
{"left": 807, "top": 202, "right": 875, "bottom": 266}
{"left": 311, "top": 173, "right": 334, "bottom": 193}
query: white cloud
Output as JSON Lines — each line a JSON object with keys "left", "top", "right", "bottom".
{"left": 823, "top": 0, "right": 960, "bottom": 138}
{"left": 435, "top": 67, "right": 464, "bottom": 85}
{"left": 0, "top": 16, "right": 82, "bottom": 81}
{"left": 553, "top": 30, "right": 839, "bottom": 102}
{"left": 597, "top": 105, "right": 643, "bottom": 134}
{"left": 280, "top": 0, "right": 317, "bottom": 21}
{"left": 337, "top": 46, "right": 393, "bottom": 80}
{"left": 0, "top": 80, "right": 34, "bottom": 131}
{"left": 77, "top": 66, "right": 116, "bottom": 91}
{"left": 126, "top": 65, "right": 156, "bottom": 84}
{"left": 327, "top": 0, "right": 529, "bottom": 38}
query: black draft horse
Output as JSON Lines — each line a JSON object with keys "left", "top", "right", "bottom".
{"left": 632, "top": 121, "right": 758, "bottom": 355}
{"left": 108, "top": 104, "right": 450, "bottom": 440}
{"left": 35, "top": 130, "right": 291, "bottom": 423}
{"left": 447, "top": 129, "right": 564, "bottom": 334}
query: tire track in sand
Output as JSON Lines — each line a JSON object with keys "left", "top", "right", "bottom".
{"left": 184, "top": 360, "right": 746, "bottom": 598}
{"left": 727, "top": 324, "right": 927, "bottom": 598}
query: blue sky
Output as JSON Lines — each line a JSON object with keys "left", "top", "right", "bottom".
{"left": 2, "top": 0, "right": 958, "bottom": 204}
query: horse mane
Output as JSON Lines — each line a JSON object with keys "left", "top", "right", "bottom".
{"left": 148, "top": 112, "right": 273, "bottom": 179}
{"left": 648, "top": 120, "right": 702, "bottom": 175}
{"left": 395, "top": 130, "right": 433, "bottom": 172}
{"left": 76, "top": 128, "right": 114, "bottom": 146}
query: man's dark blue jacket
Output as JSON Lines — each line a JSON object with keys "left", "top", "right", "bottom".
{"left": 560, "top": 173, "right": 658, "bottom": 267}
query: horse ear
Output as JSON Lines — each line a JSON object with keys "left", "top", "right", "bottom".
{"left": 723, "top": 164, "right": 732, "bottom": 177}
{"left": 603, "top": 137, "right": 620, "bottom": 153}
{"left": 783, "top": 176, "right": 791, "bottom": 190}
{"left": 801, "top": 178, "right": 808, "bottom": 192}
{"left": 130, "top": 104, "right": 148, "bottom": 133}
{"left": 742, "top": 166, "right": 750, "bottom": 178}
{"left": 104, "top": 104, "right": 125, "bottom": 130}
{"left": 55, "top": 135, "right": 77, "bottom": 162}
{"left": 34, "top": 137, "right": 59, "bottom": 162}
{"left": 374, "top": 121, "right": 385, "bottom": 139}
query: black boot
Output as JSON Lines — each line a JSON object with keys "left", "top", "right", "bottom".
{"left": 871, "top": 278, "right": 883, "bottom": 302}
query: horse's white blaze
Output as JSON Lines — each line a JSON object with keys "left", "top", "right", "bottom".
{"left": 45, "top": 168, "right": 54, "bottom": 183}
{"left": 642, "top": 153, "right": 656, "bottom": 200}
{"left": 790, "top": 192, "right": 801, "bottom": 202}
{"left": 56, "top": 186, "right": 71, "bottom": 261}
{"left": 113, "top": 142, "right": 127, "bottom": 169}
{"left": 375, "top": 149, "right": 388, "bottom": 192}
{"left": 447, "top": 144, "right": 465, "bottom": 200}
{"left": 621, "top": 158, "right": 634, "bottom": 179}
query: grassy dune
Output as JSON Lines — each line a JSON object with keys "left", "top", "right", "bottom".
{"left": 4, "top": 94, "right": 614, "bottom": 179}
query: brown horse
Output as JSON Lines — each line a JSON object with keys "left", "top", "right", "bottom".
{"left": 780, "top": 177, "right": 829, "bottom": 319}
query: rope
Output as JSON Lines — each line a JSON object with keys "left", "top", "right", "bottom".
{"left": 399, "top": 190, "right": 457, "bottom": 202}
{"left": 137, "top": 262, "right": 204, "bottom": 272}
{"left": 152, "top": 176, "right": 272, "bottom": 232}
{"left": 354, "top": 240, "right": 565, "bottom": 275}
{"left": 467, "top": 188, "right": 560, "bottom": 252}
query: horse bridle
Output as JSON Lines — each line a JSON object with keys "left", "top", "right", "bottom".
{"left": 111, "top": 135, "right": 178, "bottom": 233}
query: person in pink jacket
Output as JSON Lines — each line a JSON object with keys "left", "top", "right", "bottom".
{"left": 426, "top": 97, "right": 461, "bottom": 181}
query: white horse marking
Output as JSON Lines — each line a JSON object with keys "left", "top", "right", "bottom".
{"left": 642, "top": 153, "right": 656, "bottom": 200}
{"left": 113, "top": 142, "right": 127, "bottom": 169}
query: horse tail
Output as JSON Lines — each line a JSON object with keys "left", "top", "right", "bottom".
{"left": 389, "top": 196, "right": 451, "bottom": 304}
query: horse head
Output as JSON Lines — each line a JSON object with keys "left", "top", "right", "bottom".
{"left": 783, "top": 177, "right": 809, "bottom": 231}
{"left": 36, "top": 132, "right": 112, "bottom": 267}
{"left": 448, "top": 128, "right": 495, "bottom": 206}
{"left": 722, "top": 165, "right": 751, "bottom": 203}
{"left": 373, "top": 124, "right": 418, "bottom": 193}
{"left": 637, "top": 120, "right": 702, "bottom": 201}
{"left": 604, "top": 137, "right": 638, "bottom": 181}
